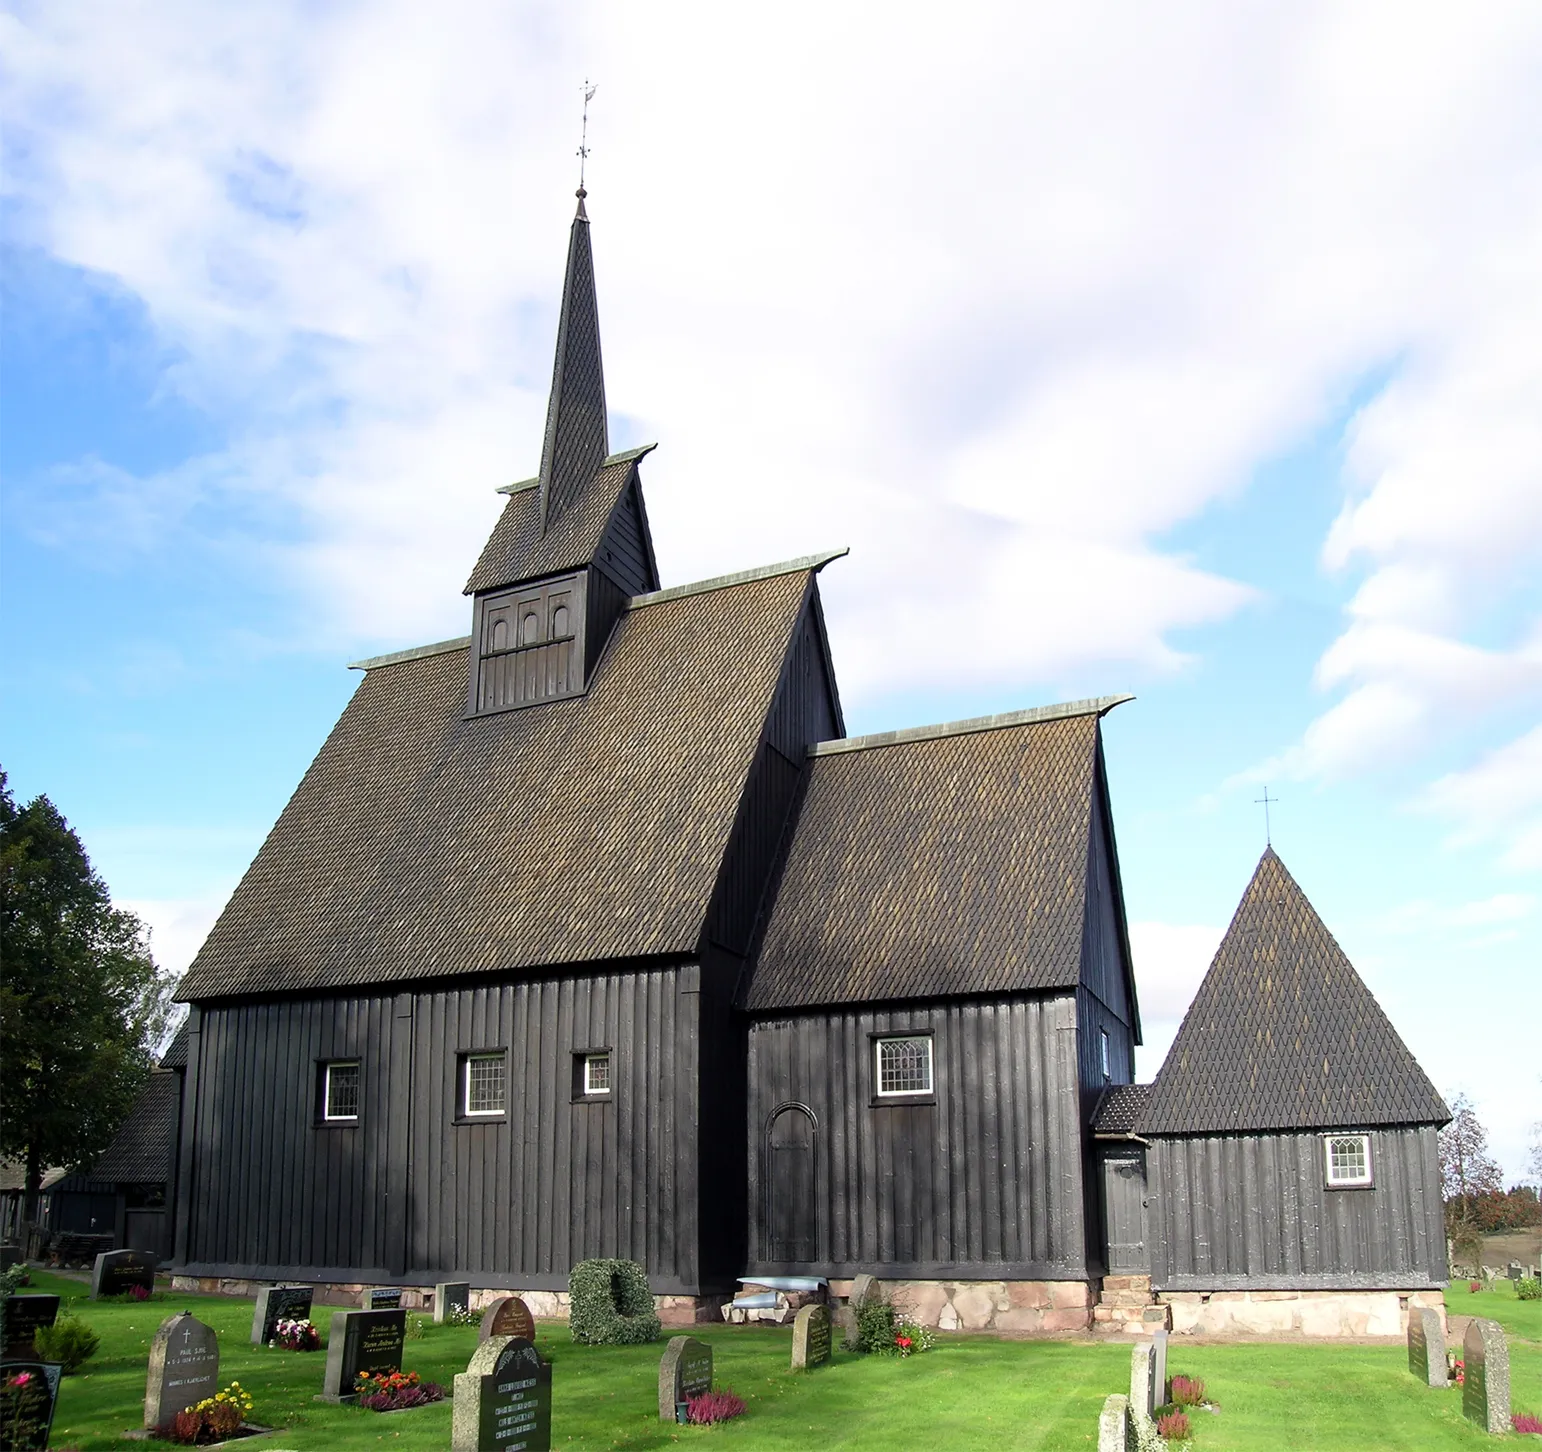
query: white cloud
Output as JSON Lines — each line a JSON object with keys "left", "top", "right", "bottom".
{"left": 1420, "top": 724, "right": 1542, "bottom": 871}
{"left": 122, "top": 893, "right": 231, "bottom": 977}
{"left": 1128, "top": 919, "right": 1223, "bottom": 1082}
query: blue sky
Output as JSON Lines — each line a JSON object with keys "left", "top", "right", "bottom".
{"left": 3, "top": 2, "right": 1539, "bottom": 1179}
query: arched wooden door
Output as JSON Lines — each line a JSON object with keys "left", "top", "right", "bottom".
{"left": 765, "top": 1104, "right": 817, "bottom": 1263}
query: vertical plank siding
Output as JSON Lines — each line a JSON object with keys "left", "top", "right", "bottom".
{"left": 595, "top": 481, "right": 657, "bottom": 597}
{"left": 745, "top": 995, "right": 1089, "bottom": 1279}
{"left": 181, "top": 965, "right": 711, "bottom": 1292}
{"left": 1147, "top": 1126, "right": 1447, "bottom": 1289}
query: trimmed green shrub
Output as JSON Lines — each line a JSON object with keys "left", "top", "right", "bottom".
{"left": 855, "top": 1295, "right": 897, "bottom": 1353}
{"left": 567, "top": 1259, "right": 661, "bottom": 1344}
{"left": 33, "top": 1315, "right": 100, "bottom": 1374}
{"left": 1517, "top": 1277, "right": 1541, "bottom": 1302}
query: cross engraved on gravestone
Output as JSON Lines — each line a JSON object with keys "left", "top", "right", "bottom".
{"left": 144, "top": 1312, "right": 221, "bottom": 1429}
{"left": 452, "top": 1334, "right": 551, "bottom": 1452}
{"left": 1462, "top": 1317, "right": 1510, "bottom": 1435}
{"left": 435, "top": 1282, "right": 472, "bottom": 1324}
{"left": 791, "top": 1304, "right": 831, "bottom": 1371}
{"left": 657, "top": 1336, "right": 713, "bottom": 1421}
{"left": 479, "top": 1297, "right": 536, "bottom": 1344}
{"left": 91, "top": 1248, "right": 156, "bottom": 1299}
{"left": 317, "top": 1308, "right": 406, "bottom": 1402}
{"left": 252, "top": 1284, "right": 314, "bottom": 1345}
{"left": 0, "top": 1360, "right": 62, "bottom": 1451}
{"left": 361, "top": 1286, "right": 403, "bottom": 1310}
{"left": 1407, "top": 1307, "right": 1446, "bottom": 1388}
{"left": 2, "top": 1295, "right": 59, "bottom": 1357}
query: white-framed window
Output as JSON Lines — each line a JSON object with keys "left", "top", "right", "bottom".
{"left": 322, "top": 1061, "right": 361, "bottom": 1122}
{"left": 1324, "top": 1133, "right": 1372, "bottom": 1188}
{"left": 583, "top": 1052, "right": 611, "bottom": 1096}
{"left": 875, "top": 1035, "right": 933, "bottom": 1097}
{"left": 462, "top": 1052, "right": 506, "bottom": 1117}
{"left": 1100, "top": 1028, "right": 1111, "bottom": 1082}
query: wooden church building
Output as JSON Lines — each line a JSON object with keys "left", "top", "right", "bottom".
{"left": 167, "top": 192, "right": 1450, "bottom": 1336}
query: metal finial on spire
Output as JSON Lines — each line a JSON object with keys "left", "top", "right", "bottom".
{"left": 577, "top": 80, "right": 597, "bottom": 196}
{"left": 1255, "top": 786, "right": 1278, "bottom": 846}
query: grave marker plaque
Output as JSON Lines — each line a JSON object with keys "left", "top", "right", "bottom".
{"left": 2, "top": 1295, "right": 59, "bottom": 1358}
{"left": 436, "top": 1281, "right": 472, "bottom": 1324}
{"left": 318, "top": 1308, "right": 406, "bottom": 1401}
{"left": 144, "top": 1312, "right": 221, "bottom": 1430}
{"left": 657, "top": 1336, "right": 713, "bottom": 1421}
{"left": 791, "top": 1304, "right": 831, "bottom": 1371}
{"left": 1462, "top": 1317, "right": 1510, "bottom": 1435}
{"left": 1407, "top": 1307, "right": 1446, "bottom": 1387}
{"left": 252, "top": 1284, "right": 314, "bottom": 1345}
{"left": 479, "top": 1296, "right": 536, "bottom": 1344}
{"left": 452, "top": 1335, "right": 551, "bottom": 1452}
{"left": 0, "top": 1360, "right": 61, "bottom": 1450}
{"left": 360, "top": 1286, "right": 403, "bottom": 1310}
{"left": 91, "top": 1248, "right": 156, "bottom": 1299}
{"left": 1152, "top": 1328, "right": 1169, "bottom": 1406}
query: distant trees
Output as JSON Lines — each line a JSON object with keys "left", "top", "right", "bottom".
{"left": 0, "top": 769, "right": 174, "bottom": 1216}
{"left": 1440, "top": 1093, "right": 1505, "bottom": 1266}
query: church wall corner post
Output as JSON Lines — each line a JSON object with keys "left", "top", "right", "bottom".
{"left": 385, "top": 994, "right": 416, "bottom": 1278}
{"left": 172, "top": 1006, "right": 202, "bottom": 1268}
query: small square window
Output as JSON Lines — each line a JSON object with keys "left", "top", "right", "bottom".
{"left": 1325, "top": 1134, "right": 1372, "bottom": 1187}
{"left": 583, "top": 1053, "right": 611, "bottom": 1096}
{"left": 876, "top": 1036, "right": 933, "bottom": 1097}
{"left": 322, "top": 1061, "right": 360, "bottom": 1122}
{"left": 463, "top": 1053, "right": 506, "bottom": 1117}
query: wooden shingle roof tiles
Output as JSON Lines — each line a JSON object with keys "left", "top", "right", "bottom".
{"left": 91, "top": 1072, "right": 181, "bottom": 1185}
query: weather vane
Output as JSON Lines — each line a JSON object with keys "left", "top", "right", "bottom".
{"left": 577, "top": 80, "right": 597, "bottom": 195}
{"left": 1255, "top": 785, "right": 1278, "bottom": 846}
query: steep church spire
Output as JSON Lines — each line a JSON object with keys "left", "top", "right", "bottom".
{"left": 538, "top": 189, "right": 609, "bottom": 530}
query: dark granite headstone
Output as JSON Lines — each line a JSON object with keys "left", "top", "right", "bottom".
{"left": 0, "top": 1360, "right": 61, "bottom": 1450}
{"left": 435, "top": 1281, "right": 472, "bottom": 1324}
{"left": 479, "top": 1296, "right": 536, "bottom": 1344}
{"left": 144, "top": 1311, "right": 221, "bottom": 1429}
{"left": 360, "top": 1286, "right": 403, "bottom": 1310}
{"left": 1463, "top": 1317, "right": 1510, "bottom": 1435}
{"left": 452, "top": 1335, "right": 551, "bottom": 1452}
{"left": 0, "top": 1246, "right": 20, "bottom": 1272}
{"left": 657, "top": 1336, "right": 713, "bottom": 1420}
{"left": 792, "top": 1304, "right": 831, "bottom": 1371}
{"left": 91, "top": 1248, "right": 156, "bottom": 1299}
{"left": 1407, "top": 1307, "right": 1446, "bottom": 1387}
{"left": 252, "top": 1284, "right": 314, "bottom": 1345}
{"left": 318, "top": 1308, "right": 406, "bottom": 1402}
{"left": 2, "top": 1296, "right": 59, "bottom": 1358}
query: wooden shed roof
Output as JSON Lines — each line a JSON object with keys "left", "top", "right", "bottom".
{"left": 175, "top": 566, "right": 816, "bottom": 1001}
{"left": 1140, "top": 849, "right": 1450, "bottom": 1135}
{"left": 91, "top": 1071, "right": 181, "bottom": 1185}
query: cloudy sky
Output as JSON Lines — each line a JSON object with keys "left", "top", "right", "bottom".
{"left": 3, "top": 2, "right": 1538, "bottom": 1178}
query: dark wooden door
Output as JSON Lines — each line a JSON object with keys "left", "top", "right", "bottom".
{"left": 1100, "top": 1146, "right": 1149, "bottom": 1273}
{"left": 766, "top": 1106, "right": 816, "bottom": 1263}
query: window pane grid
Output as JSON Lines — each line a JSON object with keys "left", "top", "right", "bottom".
{"left": 324, "top": 1062, "right": 360, "bottom": 1120}
{"left": 1326, "top": 1135, "right": 1370, "bottom": 1184}
{"left": 465, "top": 1055, "right": 506, "bottom": 1115}
{"left": 584, "top": 1053, "right": 610, "bottom": 1095}
{"left": 876, "top": 1037, "right": 932, "bottom": 1096}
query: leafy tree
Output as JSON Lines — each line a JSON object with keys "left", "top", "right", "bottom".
{"left": 1439, "top": 1092, "right": 1504, "bottom": 1266}
{"left": 0, "top": 769, "right": 174, "bottom": 1217}
{"left": 1528, "top": 1079, "right": 1541, "bottom": 1190}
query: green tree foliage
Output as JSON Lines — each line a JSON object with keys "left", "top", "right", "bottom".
{"left": 1439, "top": 1092, "right": 1505, "bottom": 1263}
{"left": 0, "top": 769, "right": 174, "bottom": 1213}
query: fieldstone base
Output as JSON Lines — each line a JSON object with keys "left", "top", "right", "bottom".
{"left": 844, "top": 1279, "right": 1093, "bottom": 1333}
{"left": 1157, "top": 1288, "right": 1446, "bottom": 1338}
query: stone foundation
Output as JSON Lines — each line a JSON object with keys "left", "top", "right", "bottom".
{"left": 1157, "top": 1288, "right": 1446, "bottom": 1338}
{"left": 838, "top": 1279, "right": 1094, "bottom": 1333}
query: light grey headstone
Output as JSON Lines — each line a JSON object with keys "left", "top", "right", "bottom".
{"left": 436, "top": 1282, "right": 472, "bottom": 1324}
{"left": 252, "top": 1284, "right": 313, "bottom": 1345}
{"left": 1152, "top": 1327, "right": 1168, "bottom": 1406}
{"left": 850, "top": 1274, "right": 878, "bottom": 1308}
{"left": 144, "top": 1312, "right": 220, "bottom": 1430}
{"left": 453, "top": 1335, "right": 551, "bottom": 1451}
{"left": 1098, "top": 1393, "right": 1131, "bottom": 1452}
{"left": 317, "top": 1308, "right": 406, "bottom": 1402}
{"left": 1407, "top": 1307, "right": 1446, "bottom": 1387}
{"left": 91, "top": 1248, "right": 155, "bottom": 1299}
{"left": 1463, "top": 1317, "right": 1510, "bottom": 1435}
{"left": 792, "top": 1304, "right": 831, "bottom": 1371}
{"left": 1509, "top": 1262, "right": 1523, "bottom": 1281}
{"left": 658, "top": 1335, "right": 713, "bottom": 1420}
{"left": 1130, "top": 1342, "right": 1156, "bottom": 1420}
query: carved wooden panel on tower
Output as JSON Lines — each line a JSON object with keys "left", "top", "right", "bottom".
{"left": 474, "top": 574, "right": 586, "bottom": 712}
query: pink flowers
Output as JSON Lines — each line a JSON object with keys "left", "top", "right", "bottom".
{"left": 8, "top": 1373, "right": 30, "bottom": 1388}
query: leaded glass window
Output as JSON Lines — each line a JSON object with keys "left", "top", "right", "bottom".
{"left": 875, "top": 1036, "right": 933, "bottom": 1097}
{"left": 323, "top": 1061, "right": 360, "bottom": 1121}
{"left": 1324, "top": 1134, "right": 1372, "bottom": 1187}
{"left": 464, "top": 1053, "right": 506, "bottom": 1116}
{"left": 583, "top": 1053, "right": 610, "bottom": 1096}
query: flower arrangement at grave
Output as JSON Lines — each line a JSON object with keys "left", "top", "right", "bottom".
{"left": 1513, "top": 1412, "right": 1542, "bottom": 1435}
{"left": 444, "top": 1304, "right": 480, "bottom": 1327}
{"left": 1149, "top": 1373, "right": 1217, "bottom": 1438}
{"left": 354, "top": 1368, "right": 446, "bottom": 1411}
{"left": 271, "top": 1316, "right": 320, "bottom": 1351}
{"left": 1155, "top": 1409, "right": 1192, "bottom": 1441}
{"left": 157, "top": 1381, "right": 254, "bottom": 1445}
{"left": 0, "top": 1369, "right": 51, "bottom": 1448}
{"left": 853, "top": 1293, "right": 935, "bottom": 1357}
{"left": 684, "top": 1388, "right": 747, "bottom": 1424}
{"left": 1450, "top": 1356, "right": 1465, "bottom": 1386}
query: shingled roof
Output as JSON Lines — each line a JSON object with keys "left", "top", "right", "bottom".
{"left": 1139, "top": 849, "right": 1449, "bottom": 1135}
{"left": 744, "top": 699, "right": 1126, "bottom": 1011}
{"left": 176, "top": 567, "right": 817, "bottom": 1000}
{"left": 92, "top": 1071, "right": 181, "bottom": 1184}
{"left": 1094, "top": 1083, "right": 1153, "bottom": 1136}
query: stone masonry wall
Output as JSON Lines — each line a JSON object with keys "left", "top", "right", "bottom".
{"left": 827, "top": 1279, "right": 1094, "bottom": 1333}
{"left": 1157, "top": 1288, "right": 1447, "bottom": 1338}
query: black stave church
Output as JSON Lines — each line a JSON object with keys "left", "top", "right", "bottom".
{"left": 165, "top": 193, "right": 1450, "bottom": 1336}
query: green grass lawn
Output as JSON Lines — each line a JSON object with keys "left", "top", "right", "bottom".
{"left": 1445, "top": 1275, "right": 1542, "bottom": 1345}
{"left": 19, "top": 1271, "right": 1540, "bottom": 1450}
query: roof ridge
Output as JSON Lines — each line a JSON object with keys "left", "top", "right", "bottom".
{"left": 810, "top": 695, "right": 1134, "bottom": 756}
{"left": 349, "top": 636, "right": 471, "bottom": 672}
{"left": 627, "top": 549, "right": 848, "bottom": 609}
{"left": 495, "top": 443, "right": 656, "bottom": 496}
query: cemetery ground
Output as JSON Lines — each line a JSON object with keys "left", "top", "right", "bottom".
{"left": 22, "top": 1271, "right": 1539, "bottom": 1451}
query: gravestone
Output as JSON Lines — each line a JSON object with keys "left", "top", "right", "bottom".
{"left": 1097, "top": 1393, "right": 1131, "bottom": 1452}
{"left": 1462, "top": 1317, "right": 1509, "bottom": 1435}
{"left": 0, "top": 1360, "right": 62, "bottom": 1450}
{"left": 1152, "top": 1327, "right": 1169, "bottom": 1406}
{"left": 1130, "top": 1340, "right": 1157, "bottom": 1420}
{"left": 2, "top": 1295, "right": 59, "bottom": 1357}
{"left": 791, "top": 1304, "right": 831, "bottom": 1371}
{"left": 91, "top": 1248, "right": 156, "bottom": 1299}
{"left": 657, "top": 1336, "right": 713, "bottom": 1421}
{"left": 317, "top": 1308, "right": 406, "bottom": 1402}
{"left": 144, "top": 1311, "right": 221, "bottom": 1429}
{"left": 850, "top": 1274, "right": 877, "bottom": 1309}
{"left": 436, "top": 1281, "right": 472, "bottom": 1324}
{"left": 0, "top": 1246, "right": 20, "bottom": 1271}
{"left": 1407, "top": 1306, "right": 1446, "bottom": 1387}
{"left": 252, "top": 1284, "right": 314, "bottom": 1345}
{"left": 360, "top": 1286, "right": 403, "bottom": 1310}
{"left": 1509, "top": 1262, "right": 1523, "bottom": 1282}
{"left": 452, "top": 1335, "right": 551, "bottom": 1452}
{"left": 479, "top": 1296, "right": 536, "bottom": 1344}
